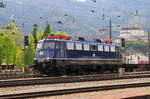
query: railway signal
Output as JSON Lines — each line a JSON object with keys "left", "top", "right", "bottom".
{"left": 24, "top": 36, "right": 29, "bottom": 46}
{"left": 0, "top": 2, "right": 6, "bottom": 8}
{"left": 121, "top": 38, "right": 125, "bottom": 64}
{"left": 121, "top": 38, "right": 125, "bottom": 47}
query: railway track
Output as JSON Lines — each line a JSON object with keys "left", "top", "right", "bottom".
{"left": 0, "top": 74, "right": 42, "bottom": 80}
{"left": 0, "top": 69, "right": 42, "bottom": 80}
{"left": 0, "top": 82, "right": 150, "bottom": 99}
{"left": 1, "top": 71, "right": 150, "bottom": 88}
{"left": 0, "top": 71, "right": 149, "bottom": 80}
{"left": 123, "top": 95, "right": 150, "bottom": 99}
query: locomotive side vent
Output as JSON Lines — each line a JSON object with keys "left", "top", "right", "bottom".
{"left": 95, "top": 39, "right": 101, "bottom": 43}
{"left": 78, "top": 37, "right": 85, "bottom": 41}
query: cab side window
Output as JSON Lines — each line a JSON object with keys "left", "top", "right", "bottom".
{"left": 98, "top": 45, "right": 103, "bottom": 51}
{"left": 110, "top": 46, "right": 115, "bottom": 52}
{"left": 104, "top": 45, "right": 110, "bottom": 52}
{"left": 83, "top": 44, "right": 89, "bottom": 51}
{"left": 67, "top": 42, "right": 74, "bottom": 50}
{"left": 90, "top": 45, "right": 98, "bottom": 51}
{"left": 75, "top": 43, "right": 82, "bottom": 50}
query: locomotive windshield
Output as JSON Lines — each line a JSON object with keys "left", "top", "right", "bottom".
{"left": 43, "top": 42, "right": 55, "bottom": 49}
{"left": 36, "top": 42, "right": 43, "bottom": 51}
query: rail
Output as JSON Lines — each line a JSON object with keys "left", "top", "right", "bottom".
{"left": 0, "top": 82, "right": 150, "bottom": 99}
{"left": 1, "top": 72, "right": 150, "bottom": 88}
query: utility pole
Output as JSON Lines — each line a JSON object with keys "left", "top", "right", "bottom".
{"left": 102, "top": 14, "right": 112, "bottom": 40}
{"left": 46, "top": 17, "right": 48, "bottom": 25}
{"left": 148, "top": 30, "right": 150, "bottom": 64}
{"left": 109, "top": 19, "right": 112, "bottom": 40}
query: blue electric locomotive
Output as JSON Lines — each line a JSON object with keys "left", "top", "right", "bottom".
{"left": 34, "top": 37, "right": 121, "bottom": 75}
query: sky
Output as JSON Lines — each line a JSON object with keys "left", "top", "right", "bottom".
{"left": 76, "top": 0, "right": 87, "bottom": 2}
{"left": 1, "top": 0, "right": 150, "bottom": 36}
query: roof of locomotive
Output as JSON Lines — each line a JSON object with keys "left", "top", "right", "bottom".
{"left": 38, "top": 39, "right": 119, "bottom": 47}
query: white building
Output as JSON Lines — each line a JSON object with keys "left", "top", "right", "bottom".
{"left": 120, "top": 27, "right": 145, "bottom": 37}
{"left": 115, "top": 27, "right": 148, "bottom": 43}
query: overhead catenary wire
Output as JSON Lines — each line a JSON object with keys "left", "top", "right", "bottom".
{"left": 3, "top": 0, "right": 149, "bottom": 22}
{"left": 0, "top": 0, "right": 149, "bottom": 33}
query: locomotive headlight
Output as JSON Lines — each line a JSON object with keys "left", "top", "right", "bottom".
{"left": 39, "top": 51, "right": 44, "bottom": 55}
{"left": 46, "top": 56, "right": 50, "bottom": 59}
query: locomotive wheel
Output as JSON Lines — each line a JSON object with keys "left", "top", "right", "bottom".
{"left": 96, "top": 66, "right": 105, "bottom": 73}
{"left": 55, "top": 67, "right": 66, "bottom": 76}
{"left": 36, "top": 63, "right": 46, "bottom": 74}
{"left": 76, "top": 66, "right": 82, "bottom": 75}
{"left": 42, "top": 63, "right": 51, "bottom": 75}
{"left": 39, "top": 63, "right": 55, "bottom": 76}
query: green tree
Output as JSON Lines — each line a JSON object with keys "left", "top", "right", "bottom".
{"left": 44, "top": 24, "right": 51, "bottom": 38}
{"left": 37, "top": 27, "right": 44, "bottom": 40}
{"left": 25, "top": 24, "right": 45, "bottom": 66}
{"left": 32, "top": 24, "right": 38, "bottom": 48}
{"left": 15, "top": 48, "right": 24, "bottom": 69}
{"left": 2, "top": 35, "right": 16, "bottom": 64}
{"left": 0, "top": 23, "right": 24, "bottom": 68}
{"left": 0, "top": 34, "right": 5, "bottom": 65}
{"left": 24, "top": 24, "right": 52, "bottom": 66}
{"left": 24, "top": 44, "right": 35, "bottom": 66}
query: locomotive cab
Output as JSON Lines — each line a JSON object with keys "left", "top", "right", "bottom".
{"left": 36, "top": 40, "right": 55, "bottom": 61}
{"left": 35, "top": 39, "right": 65, "bottom": 62}
{"left": 35, "top": 39, "right": 67, "bottom": 75}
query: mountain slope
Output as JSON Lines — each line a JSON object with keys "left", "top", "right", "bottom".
{"left": 0, "top": 0, "right": 150, "bottom": 39}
